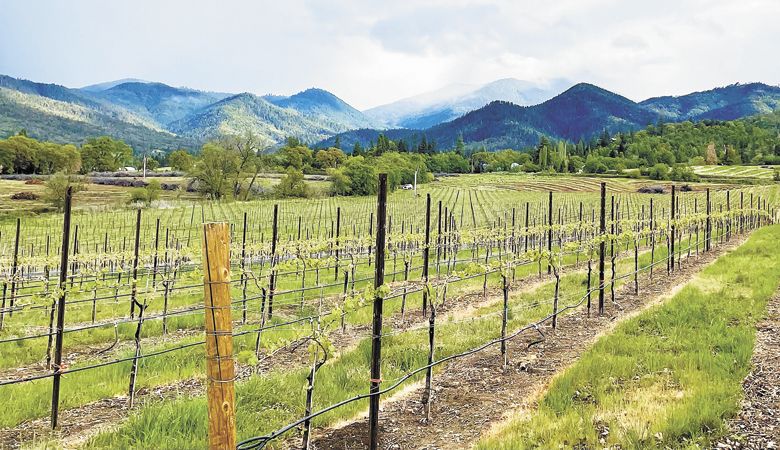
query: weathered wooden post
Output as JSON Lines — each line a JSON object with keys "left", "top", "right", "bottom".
{"left": 670, "top": 185, "right": 676, "bottom": 271}
{"left": 706, "top": 189, "right": 712, "bottom": 252}
{"left": 50, "top": 187, "right": 72, "bottom": 429}
{"left": 129, "top": 208, "right": 142, "bottom": 318}
{"left": 422, "top": 194, "right": 431, "bottom": 315}
{"left": 202, "top": 223, "right": 237, "bottom": 450}
{"left": 547, "top": 191, "right": 553, "bottom": 275}
{"left": 368, "top": 174, "right": 388, "bottom": 450}
{"left": 598, "top": 182, "right": 606, "bottom": 315}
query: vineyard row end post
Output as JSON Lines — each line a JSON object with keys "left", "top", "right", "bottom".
{"left": 202, "top": 222, "right": 237, "bottom": 450}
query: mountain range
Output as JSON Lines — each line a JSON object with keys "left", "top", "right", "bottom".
{"left": 364, "top": 78, "right": 571, "bottom": 129}
{"left": 323, "top": 82, "right": 780, "bottom": 151}
{"left": 0, "top": 73, "right": 778, "bottom": 153}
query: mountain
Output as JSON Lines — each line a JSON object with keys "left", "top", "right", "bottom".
{"left": 264, "top": 88, "right": 380, "bottom": 130}
{"left": 168, "top": 93, "right": 345, "bottom": 145}
{"left": 364, "top": 78, "right": 570, "bottom": 129}
{"left": 0, "top": 75, "right": 376, "bottom": 150}
{"left": 80, "top": 78, "right": 150, "bottom": 92}
{"left": 324, "top": 83, "right": 658, "bottom": 150}
{"left": 90, "top": 82, "right": 232, "bottom": 126}
{"left": 325, "top": 82, "right": 780, "bottom": 151}
{"left": 0, "top": 86, "right": 196, "bottom": 150}
{"left": 2, "top": 73, "right": 779, "bottom": 154}
{"left": 641, "top": 82, "right": 780, "bottom": 121}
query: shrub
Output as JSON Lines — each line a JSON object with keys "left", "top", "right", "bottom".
{"left": 669, "top": 166, "right": 700, "bottom": 182}
{"left": 638, "top": 186, "right": 665, "bottom": 194}
{"left": 10, "top": 192, "right": 39, "bottom": 200}
{"left": 44, "top": 172, "right": 86, "bottom": 210}
{"left": 128, "top": 179, "right": 162, "bottom": 204}
{"left": 647, "top": 163, "right": 670, "bottom": 180}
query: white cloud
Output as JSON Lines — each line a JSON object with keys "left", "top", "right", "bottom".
{"left": 0, "top": 0, "right": 777, "bottom": 109}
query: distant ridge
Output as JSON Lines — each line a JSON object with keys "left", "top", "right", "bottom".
{"left": 321, "top": 82, "right": 780, "bottom": 151}
{"left": 1, "top": 73, "right": 778, "bottom": 153}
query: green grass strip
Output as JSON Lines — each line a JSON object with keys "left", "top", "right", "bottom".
{"left": 88, "top": 244, "right": 668, "bottom": 449}
{"left": 477, "top": 224, "right": 780, "bottom": 449}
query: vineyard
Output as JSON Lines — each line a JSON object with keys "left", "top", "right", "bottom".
{"left": 0, "top": 174, "right": 778, "bottom": 449}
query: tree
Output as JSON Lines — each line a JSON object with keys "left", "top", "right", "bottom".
{"left": 220, "top": 132, "right": 268, "bottom": 198}
{"left": 725, "top": 145, "right": 742, "bottom": 165}
{"left": 704, "top": 142, "right": 718, "bottom": 165}
{"left": 274, "top": 168, "right": 311, "bottom": 198}
{"left": 0, "top": 135, "right": 81, "bottom": 174}
{"left": 314, "top": 148, "right": 346, "bottom": 170}
{"left": 190, "top": 143, "right": 240, "bottom": 199}
{"left": 647, "top": 163, "right": 670, "bottom": 180}
{"left": 328, "top": 167, "right": 351, "bottom": 196}
{"left": 342, "top": 157, "right": 377, "bottom": 195}
{"left": 44, "top": 172, "right": 86, "bottom": 210}
{"left": 129, "top": 179, "right": 162, "bottom": 205}
{"left": 168, "top": 149, "right": 194, "bottom": 171}
{"left": 669, "top": 166, "right": 700, "bottom": 182}
{"left": 278, "top": 144, "right": 313, "bottom": 171}
{"left": 454, "top": 135, "right": 466, "bottom": 155}
{"left": 80, "top": 136, "right": 133, "bottom": 172}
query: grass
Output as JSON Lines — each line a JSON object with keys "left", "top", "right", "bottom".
{"left": 477, "top": 224, "right": 780, "bottom": 449}
{"left": 692, "top": 165, "right": 778, "bottom": 180}
{"left": 86, "top": 240, "right": 668, "bottom": 449}
{"left": 0, "top": 172, "right": 776, "bottom": 448}
{"left": 0, "top": 247, "right": 563, "bottom": 428}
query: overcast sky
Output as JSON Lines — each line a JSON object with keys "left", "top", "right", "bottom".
{"left": 1, "top": 0, "right": 778, "bottom": 110}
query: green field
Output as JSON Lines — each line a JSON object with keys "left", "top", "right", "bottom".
{"left": 692, "top": 165, "right": 778, "bottom": 180}
{"left": 479, "top": 224, "right": 780, "bottom": 449}
{"left": 0, "top": 172, "right": 777, "bottom": 449}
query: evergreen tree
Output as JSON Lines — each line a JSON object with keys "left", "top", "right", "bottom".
{"left": 418, "top": 136, "right": 429, "bottom": 154}
{"left": 455, "top": 135, "right": 466, "bottom": 155}
{"left": 352, "top": 142, "right": 364, "bottom": 157}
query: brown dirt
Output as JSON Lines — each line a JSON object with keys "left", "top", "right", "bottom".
{"left": 304, "top": 237, "right": 748, "bottom": 450}
{"left": 715, "top": 291, "right": 780, "bottom": 449}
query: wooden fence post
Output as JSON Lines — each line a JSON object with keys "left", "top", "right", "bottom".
{"left": 51, "top": 187, "right": 72, "bottom": 429}
{"left": 598, "top": 182, "right": 606, "bottom": 315}
{"left": 368, "top": 174, "right": 388, "bottom": 450}
{"left": 202, "top": 222, "right": 237, "bottom": 450}
{"left": 670, "top": 185, "right": 676, "bottom": 271}
{"left": 547, "top": 191, "right": 553, "bottom": 275}
{"left": 422, "top": 194, "right": 431, "bottom": 316}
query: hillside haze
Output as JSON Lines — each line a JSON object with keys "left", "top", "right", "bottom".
{"left": 365, "top": 78, "right": 570, "bottom": 129}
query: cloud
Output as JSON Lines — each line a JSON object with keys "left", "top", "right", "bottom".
{"left": 0, "top": 0, "right": 777, "bottom": 110}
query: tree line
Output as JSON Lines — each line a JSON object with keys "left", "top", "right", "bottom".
{"left": 2, "top": 110, "right": 778, "bottom": 200}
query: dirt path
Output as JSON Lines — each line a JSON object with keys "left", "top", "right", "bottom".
{"left": 306, "top": 237, "right": 748, "bottom": 450}
{"left": 715, "top": 290, "right": 780, "bottom": 449}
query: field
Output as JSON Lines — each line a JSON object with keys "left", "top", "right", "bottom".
{"left": 0, "top": 172, "right": 778, "bottom": 449}
{"left": 692, "top": 165, "right": 779, "bottom": 181}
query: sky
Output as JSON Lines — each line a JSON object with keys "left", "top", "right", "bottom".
{"left": 1, "top": 0, "right": 778, "bottom": 110}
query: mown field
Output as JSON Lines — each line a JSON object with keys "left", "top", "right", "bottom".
{"left": 692, "top": 164, "right": 779, "bottom": 181}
